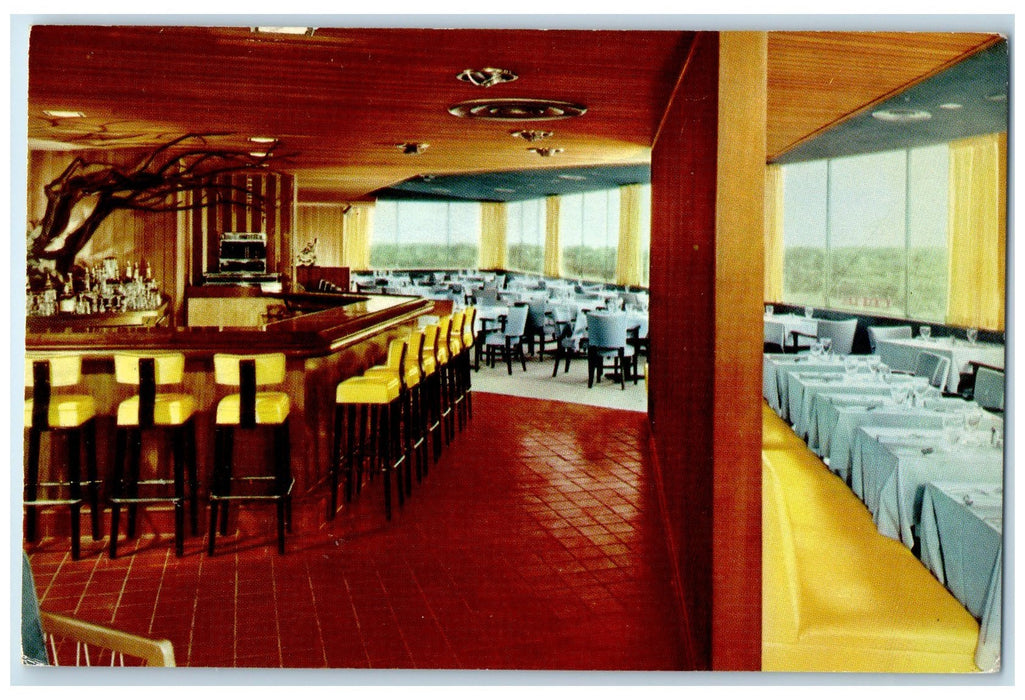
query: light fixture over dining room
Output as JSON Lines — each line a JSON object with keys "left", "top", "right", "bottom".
{"left": 456, "top": 67, "right": 518, "bottom": 88}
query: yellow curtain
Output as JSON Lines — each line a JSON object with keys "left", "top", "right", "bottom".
{"left": 544, "top": 196, "right": 561, "bottom": 277}
{"left": 341, "top": 202, "right": 374, "bottom": 270}
{"left": 763, "top": 164, "right": 784, "bottom": 303}
{"left": 479, "top": 202, "right": 508, "bottom": 269}
{"left": 946, "top": 132, "right": 1007, "bottom": 330}
{"left": 616, "top": 184, "right": 642, "bottom": 286}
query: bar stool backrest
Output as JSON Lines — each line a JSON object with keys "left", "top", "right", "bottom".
{"left": 405, "top": 330, "right": 424, "bottom": 381}
{"left": 213, "top": 353, "right": 287, "bottom": 386}
{"left": 214, "top": 353, "right": 287, "bottom": 430}
{"left": 462, "top": 307, "right": 476, "bottom": 348}
{"left": 380, "top": 338, "right": 407, "bottom": 374}
{"left": 25, "top": 355, "right": 84, "bottom": 430}
{"left": 421, "top": 324, "right": 440, "bottom": 375}
{"left": 114, "top": 352, "right": 186, "bottom": 385}
{"left": 450, "top": 311, "right": 465, "bottom": 354}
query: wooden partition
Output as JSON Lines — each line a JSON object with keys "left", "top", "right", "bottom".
{"left": 648, "top": 31, "right": 765, "bottom": 670}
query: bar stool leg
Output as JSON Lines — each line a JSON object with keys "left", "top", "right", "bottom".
{"left": 24, "top": 427, "right": 42, "bottom": 544}
{"left": 84, "top": 419, "right": 102, "bottom": 541}
{"left": 186, "top": 419, "right": 199, "bottom": 536}
{"left": 381, "top": 405, "right": 392, "bottom": 521}
{"left": 172, "top": 426, "right": 186, "bottom": 557}
{"left": 219, "top": 427, "right": 234, "bottom": 536}
{"left": 208, "top": 426, "right": 226, "bottom": 556}
{"left": 403, "top": 391, "right": 414, "bottom": 498}
{"left": 66, "top": 429, "right": 83, "bottom": 561}
{"left": 344, "top": 404, "right": 357, "bottom": 504}
{"left": 110, "top": 428, "right": 128, "bottom": 559}
{"left": 126, "top": 428, "right": 143, "bottom": 539}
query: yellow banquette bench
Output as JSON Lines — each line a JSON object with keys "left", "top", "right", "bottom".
{"left": 761, "top": 404, "right": 981, "bottom": 673}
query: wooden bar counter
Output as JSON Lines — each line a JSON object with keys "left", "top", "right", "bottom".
{"left": 25, "top": 289, "right": 434, "bottom": 527}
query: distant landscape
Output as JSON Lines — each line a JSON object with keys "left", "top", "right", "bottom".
{"left": 784, "top": 246, "right": 948, "bottom": 321}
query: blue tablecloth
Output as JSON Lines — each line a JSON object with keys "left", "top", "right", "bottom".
{"left": 824, "top": 404, "right": 944, "bottom": 483}
{"left": 851, "top": 426, "right": 1004, "bottom": 546}
{"left": 762, "top": 354, "right": 845, "bottom": 418}
{"left": 788, "top": 373, "right": 891, "bottom": 442}
{"left": 919, "top": 481, "right": 1003, "bottom": 672}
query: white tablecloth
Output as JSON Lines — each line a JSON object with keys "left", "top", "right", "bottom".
{"left": 762, "top": 354, "right": 845, "bottom": 417}
{"left": 876, "top": 337, "right": 1005, "bottom": 392}
{"left": 850, "top": 426, "right": 1004, "bottom": 547}
{"left": 787, "top": 372, "right": 891, "bottom": 441}
{"left": 919, "top": 481, "right": 1003, "bottom": 672}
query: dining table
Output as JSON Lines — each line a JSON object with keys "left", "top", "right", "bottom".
{"left": 763, "top": 353, "right": 846, "bottom": 417}
{"left": 919, "top": 481, "right": 1003, "bottom": 672}
{"left": 875, "top": 336, "right": 1005, "bottom": 393}
{"left": 787, "top": 370, "right": 893, "bottom": 442}
{"left": 764, "top": 313, "right": 817, "bottom": 350}
{"left": 849, "top": 425, "right": 1003, "bottom": 547}
{"left": 822, "top": 399, "right": 960, "bottom": 483}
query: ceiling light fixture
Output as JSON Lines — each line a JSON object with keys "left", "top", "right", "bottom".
{"left": 396, "top": 142, "right": 429, "bottom": 155}
{"left": 870, "top": 108, "right": 932, "bottom": 123}
{"left": 494, "top": 187, "right": 516, "bottom": 193}
{"left": 456, "top": 67, "right": 518, "bottom": 88}
{"left": 985, "top": 92, "right": 1008, "bottom": 102}
{"left": 557, "top": 174, "right": 587, "bottom": 181}
{"left": 449, "top": 98, "right": 587, "bottom": 121}
{"left": 511, "top": 129, "right": 554, "bottom": 142}
{"left": 249, "top": 136, "right": 279, "bottom": 144}
{"left": 43, "top": 110, "right": 85, "bottom": 119}
{"left": 529, "top": 147, "right": 564, "bottom": 157}
{"left": 249, "top": 151, "right": 270, "bottom": 158}
{"left": 938, "top": 103, "right": 963, "bottom": 110}
{"left": 252, "top": 26, "right": 316, "bottom": 36}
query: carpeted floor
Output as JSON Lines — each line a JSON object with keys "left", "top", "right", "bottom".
{"left": 25, "top": 392, "right": 680, "bottom": 672}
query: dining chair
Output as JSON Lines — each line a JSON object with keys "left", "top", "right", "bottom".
{"left": 973, "top": 366, "right": 1004, "bottom": 412}
{"left": 524, "top": 299, "right": 557, "bottom": 361}
{"left": 586, "top": 313, "right": 637, "bottom": 390}
{"left": 792, "top": 318, "right": 858, "bottom": 356}
{"left": 551, "top": 308, "right": 588, "bottom": 377}
{"left": 866, "top": 325, "right": 912, "bottom": 354}
{"left": 483, "top": 303, "right": 529, "bottom": 375}
{"left": 912, "top": 351, "right": 950, "bottom": 389}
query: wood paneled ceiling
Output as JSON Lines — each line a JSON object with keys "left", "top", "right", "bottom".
{"left": 26, "top": 26, "right": 1002, "bottom": 202}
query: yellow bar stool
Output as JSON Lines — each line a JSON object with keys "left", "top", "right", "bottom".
{"left": 330, "top": 341, "right": 406, "bottom": 521}
{"left": 109, "top": 352, "right": 198, "bottom": 559}
{"left": 365, "top": 329, "right": 425, "bottom": 498}
{"left": 24, "top": 354, "right": 101, "bottom": 560}
{"left": 209, "top": 353, "right": 293, "bottom": 555}
{"left": 460, "top": 306, "right": 477, "bottom": 422}
{"left": 418, "top": 323, "right": 442, "bottom": 467}
{"left": 448, "top": 311, "right": 467, "bottom": 434}
{"left": 434, "top": 314, "right": 456, "bottom": 446}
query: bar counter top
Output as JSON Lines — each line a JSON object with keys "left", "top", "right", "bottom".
{"left": 25, "top": 291, "right": 434, "bottom": 358}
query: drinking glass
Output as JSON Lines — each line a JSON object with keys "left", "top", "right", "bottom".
{"left": 913, "top": 377, "right": 930, "bottom": 407}
{"left": 804, "top": 306, "right": 814, "bottom": 319}
{"left": 809, "top": 340, "right": 823, "bottom": 358}
{"left": 943, "top": 415, "right": 962, "bottom": 449}
{"left": 890, "top": 384, "right": 909, "bottom": 409}
{"left": 765, "top": 304, "right": 774, "bottom": 317}
{"left": 919, "top": 326, "right": 931, "bottom": 340}
{"left": 843, "top": 356, "right": 859, "bottom": 376}
{"left": 966, "top": 328, "right": 978, "bottom": 344}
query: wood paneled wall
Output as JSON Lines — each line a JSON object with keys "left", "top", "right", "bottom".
{"left": 189, "top": 172, "right": 296, "bottom": 285}
{"left": 648, "top": 31, "right": 765, "bottom": 671}
{"left": 294, "top": 203, "right": 352, "bottom": 269}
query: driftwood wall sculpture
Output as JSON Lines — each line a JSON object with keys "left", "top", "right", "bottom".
{"left": 27, "top": 134, "right": 281, "bottom": 283}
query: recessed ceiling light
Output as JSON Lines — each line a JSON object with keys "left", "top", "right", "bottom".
{"left": 249, "top": 136, "right": 278, "bottom": 144}
{"left": 456, "top": 67, "right": 518, "bottom": 88}
{"left": 396, "top": 142, "right": 429, "bottom": 155}
{"left": 529, "top": 147, "right": 564, "bottom": 157}
{"left": 252, "top": 26, "right": 316, "bottom": 36}
{"left": 939, "top": 103, "right": 963, "bottom": 110}
{"left": 494, "top": 187, "right": 516, "bottom": 193}
{"left": 432, "top": 187, "right": 452, "bottom": 194}
{"left": 511, "top": 129, "right": 554, "bottom": 142}
{"left": 43, "top": 110, "right": 85, "bottom": 118}
{"left": 871, "top": 108, "right": 932, "bottom": 123}
{"left": 557, "top": 174, "right": 587, "bottom": 181}
{"left": 449, "top": 98, "right": 587, "bottom": 121}
{"left": 249, "top": 151, "right": 270, "bottom": 158}
{"left": 985, "top": 92, "right": 1008, "bottom": 102}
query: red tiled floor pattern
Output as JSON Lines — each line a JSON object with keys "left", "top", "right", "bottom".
{"left": 26, "top": 391, "right": 684, "bottom": 670}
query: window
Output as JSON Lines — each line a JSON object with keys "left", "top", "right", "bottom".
{"left": 370, "top": 200, "right": 480, "bottom": 269}
{"left": 781, "top": 145, "right": 948, "bottom": 322}
{"left": 506, "top": 198, "right": 545, "bottom": 274}
{"left": 638, "top": 184, "right": 652, "bottom": 287}
{"left": 559, "top": 190, "right": 619, "bottom": 282}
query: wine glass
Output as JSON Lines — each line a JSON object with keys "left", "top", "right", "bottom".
{"left": 804, "top": 306, "right": 814, "bottom": 319}
{"left": 809, "top": 340, "right": 823, "bottom": 358}
{"left": 919, "top": 325, "right": 931, "bottom": 340}
{"left": 765, "top": 304, "right": 774, "bottom": 317}
{"left": 912, "top": 377, "right": 930, "bottom": 407}
{"left": 966, "top": 328, "right": 978, "bottom": 344}
{"left": 843, "top": 356, "right": 859, "bottom": 376}
{"left": 963, "top": 407, "right": 983, "bottom": 442}
{"left": 890, "top": 384, "right": 909, "bottom": 410}
{"left": 820, "top": 337, "right": 833, "bottom": 357}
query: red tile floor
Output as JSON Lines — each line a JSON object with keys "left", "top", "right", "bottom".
{"left": 25, "top": 392, "right": 684, "bottom": 670}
